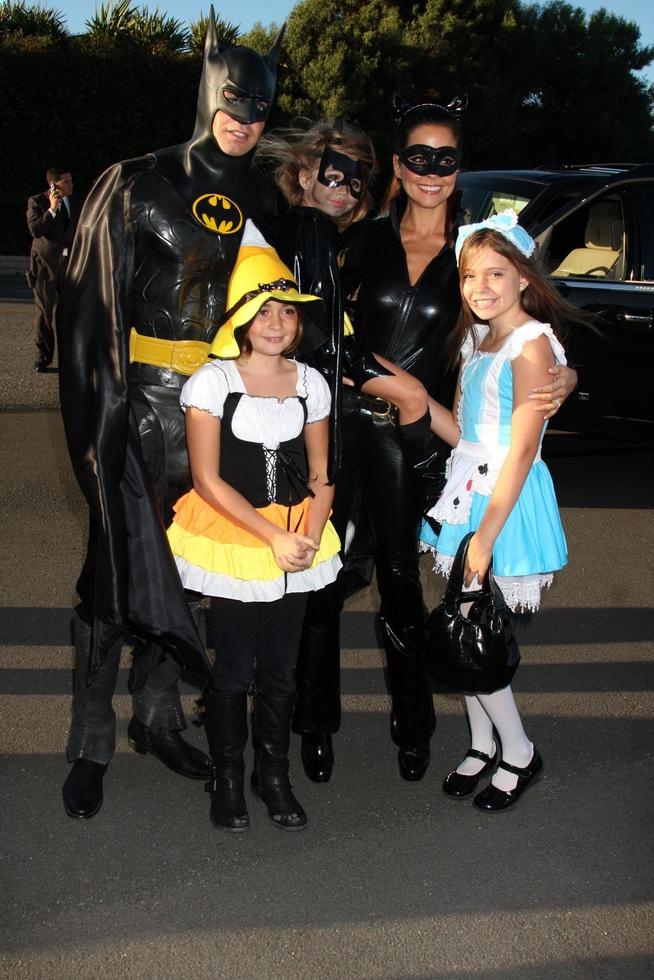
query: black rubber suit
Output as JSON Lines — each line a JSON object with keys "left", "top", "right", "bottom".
{"left": 287, "top": 197, "right": 460, "bottom": 752}
{"left": 58, "top": 20, "right": 282, "bottom": 767}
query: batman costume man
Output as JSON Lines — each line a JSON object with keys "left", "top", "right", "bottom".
{"left": 57, "top": 8, "right": 283, "bottom": 819}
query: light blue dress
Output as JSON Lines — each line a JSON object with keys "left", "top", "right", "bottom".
{"left": 420, "top": 320, "right": 568, "bottom": 611}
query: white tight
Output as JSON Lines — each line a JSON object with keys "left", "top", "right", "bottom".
{"left": 456, "top": 685, "right": 533, "bottom": 791}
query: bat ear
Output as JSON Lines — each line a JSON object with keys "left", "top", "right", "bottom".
{"left": 205, "top": 4, "right": 220, "bottom": 54}
{"left": 266, "top": 23, "right": 286, "bottom": 68}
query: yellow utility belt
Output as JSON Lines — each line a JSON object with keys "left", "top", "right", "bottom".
{"left": 129, "top": 328, "right": 210, "bottom": 377}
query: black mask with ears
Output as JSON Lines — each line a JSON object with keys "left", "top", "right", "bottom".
{"left": 193, "top": 5, "right": 285, "bottom": 134}
{"left": 317, "top": 148, "right": 365, "bottom": 200}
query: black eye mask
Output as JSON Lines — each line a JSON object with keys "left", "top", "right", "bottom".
{"left": 218, "top": 82, "right": 271, "bottom": 125}
{"left": 398, "top": 144, "right": 462, "bottom": 176}
{"left": 317, "top": 148, "right": 365, "bottom": 200}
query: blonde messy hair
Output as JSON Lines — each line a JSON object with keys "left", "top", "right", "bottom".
{"left": 257, "top": 119, "right": 376, "bottom": 229}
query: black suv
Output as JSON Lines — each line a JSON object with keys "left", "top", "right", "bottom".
{"left": 457, "top": 164, "right": 654, "bottom": 438}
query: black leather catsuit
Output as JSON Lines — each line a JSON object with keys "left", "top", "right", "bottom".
{"left": 287, "top": 197, "right": 460, "bottom": 747}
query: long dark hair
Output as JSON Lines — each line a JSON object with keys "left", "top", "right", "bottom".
{"left": 449, "top": 228, "right": 586, "bottom": 368}
{"left": 382, "top": 103, "right": 463, "bottom": 243}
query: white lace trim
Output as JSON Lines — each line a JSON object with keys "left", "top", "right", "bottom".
{"left": 505, "top": 321, "right": 567, "bottom": 365}
{"left": 174, "top": 553, "right": 342, "bottom": 602}
{"left": 426, "top": 550, "right": 553, "bottom": 612}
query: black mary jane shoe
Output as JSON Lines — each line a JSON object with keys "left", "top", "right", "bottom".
{"left": 442, "top": 747, "right": 498, "bottom": 799}
{"left": 127, "top": 716, "right": 211, "bottom": 780}
{"left": 62, "top": 759, "right": 107, "bottom": 819}
{"left": 301, "top": 733, "right": 334, "bottom": 783}
{"left": 398, "top": 743, "right": 430, "bottom": 782}
{"left": 250, "top": 771, "right": 308, "bottom": 832}
{"left": 473, "top": 747, "right": 544, "bottom": 812}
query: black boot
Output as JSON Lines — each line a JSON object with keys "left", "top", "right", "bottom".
{"left": 62, "top": 759, "right": 107, "bottom": 818}
{"left": 301, "top": 733, "right": 334, "bottom": 782}
{"left": 66, "top": 611, "right": 122, "bottom": 765}
{"left": 63, "top": 611, "right": 122, "bottom": 818}
{"left": 380, "top": 611, "right": 436, "bottom": 782}
{"left": 397, "top": 412, "right": 448, "bottom": 514}
{"left": 129, "top": 642, "right": 211, "bottom": 779}
{"left": 127, "top": 716, "right": 210, "bottom": 779}
{"left": 251, "top": 691, "right": 307, "bottom": 831}
{"left": 204, "top": 690, "right": 249, "bottom": 832}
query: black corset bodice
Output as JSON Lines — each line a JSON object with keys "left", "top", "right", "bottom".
{"left": 220, "top": 392, "right": 310, "bottom": 510}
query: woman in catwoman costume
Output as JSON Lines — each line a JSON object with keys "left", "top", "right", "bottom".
{"left": 334, "top": 100, "right": 577, "bottom": 781}
{"left": 346, "top": 98, "right": 579, "bottom": 779}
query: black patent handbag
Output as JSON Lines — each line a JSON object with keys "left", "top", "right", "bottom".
{"left": 425, "top": 533, "right": 521, "bottom": 694}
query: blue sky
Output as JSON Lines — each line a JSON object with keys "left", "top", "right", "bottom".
{"left": 53, "top": 1, "right": 654, "bottom": 82}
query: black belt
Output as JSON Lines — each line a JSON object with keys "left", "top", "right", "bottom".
{"left": 342, "top": 387, "right": 399, "bottom": 425}
{"left": 128, "top": 362, "right": 188, "bottom": 390}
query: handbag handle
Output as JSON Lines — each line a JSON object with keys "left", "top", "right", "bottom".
{"left": 443, "top": 531, "right": 502, "bottom": 608}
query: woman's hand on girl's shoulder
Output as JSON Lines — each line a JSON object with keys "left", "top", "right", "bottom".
{"left": 529, "top": 364, "right": 578, "bottom": 419}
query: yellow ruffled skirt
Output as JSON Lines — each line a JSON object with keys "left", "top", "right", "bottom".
{"left": 167, "top": 489, "right": 342, "bottom": 602}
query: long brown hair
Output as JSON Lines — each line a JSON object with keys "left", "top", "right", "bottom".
{"left": 381, "top": 103, "right": 463, "bottom": 244}
{"left": 448, "top": 228, "right": 585, "bottom": 369}
{"left": 257, "top": 120, "right": 376, "bottom": 230}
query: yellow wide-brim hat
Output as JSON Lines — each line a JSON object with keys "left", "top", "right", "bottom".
{"left": 209, "top": 220, "right": 323, "bottom": 360}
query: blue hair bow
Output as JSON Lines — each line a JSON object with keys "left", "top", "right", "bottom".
{"left": 455, "top": 209, "right": 536, "bottom": 263}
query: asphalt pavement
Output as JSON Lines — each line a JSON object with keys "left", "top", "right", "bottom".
{"left": 1, "top": 293, "right": 653, "bottom": 978}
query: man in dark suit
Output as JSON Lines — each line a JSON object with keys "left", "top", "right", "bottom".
{"left": 26, "top": 167, "right": 81, "bottom": 371}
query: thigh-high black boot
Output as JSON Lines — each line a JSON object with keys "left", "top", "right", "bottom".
{"left": 204, "top": 688, "right": 249, "bottom": 832}
{"left": 378, "top": 573, "right": 436, "bottom": 781}
{"left": 357, "top": 410, "right": 436, "bottom": 780}
{"left": 63, "top": 611, "right": 122, "bottom": 818}
{"left": 292, "top": 581, "right": 342, "bottom": 782}
{"left": 128, "top": 640, "right": 210, "bottom": 780}
{"left": 397, "top": 411, "right": 448, "bottom": 517}
{"left": 251, "top": 691, "right": 307, "bottom": 831}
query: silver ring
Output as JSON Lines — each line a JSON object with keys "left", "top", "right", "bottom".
{"left": 554, "top": 398, "right": 561, "bottom": 408}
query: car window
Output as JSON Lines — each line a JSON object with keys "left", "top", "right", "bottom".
{"left": 458, "top": 185, "right": 532, "bottom": 223}
{"left": 545, "top": 194, "right": 625, "bottom": 281}
{"left": 632, "top": 185, "right": 654, "bottom": 281}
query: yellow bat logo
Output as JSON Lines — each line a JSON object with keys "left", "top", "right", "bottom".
{"left": 192, "top": 193, "right": 243, "bottom": 235}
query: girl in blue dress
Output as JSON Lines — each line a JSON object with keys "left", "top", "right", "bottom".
{"left": 420, "top": 209, "right": 575, "bottom": 811}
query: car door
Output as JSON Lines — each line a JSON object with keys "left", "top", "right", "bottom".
{"left": 530, "top": 171, "right": 654, "bottom": 437}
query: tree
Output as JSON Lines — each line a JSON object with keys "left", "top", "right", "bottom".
{"left": 514, "top": 1, "right": 654, "bottom": 164}
{"left": 85, "top": 0, "right": 189, "bottom": 53}
{"left": 0, "top": 0, "right": 68, "bottom": 38}
{"left": 277, "top": 0, "right": 412, "bottom": 134}
{"left": 188, "top": 9, "right": 240, "bottom": 53}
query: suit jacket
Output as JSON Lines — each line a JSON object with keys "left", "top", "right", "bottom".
{"left": 27, "top": 191, "right": 81, "bottom": 271}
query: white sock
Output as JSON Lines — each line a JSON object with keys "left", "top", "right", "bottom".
{"left": 455, "top": 695, "right": 496, "bottom": 776}
{"left": 477, "top": 685, "right": 533, "bottom": 791}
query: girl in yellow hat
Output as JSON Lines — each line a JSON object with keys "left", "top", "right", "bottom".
{"left": 167, "top": 222, "right": 341, "bottom": 834}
